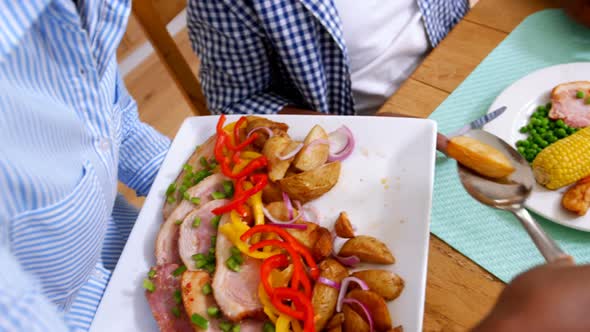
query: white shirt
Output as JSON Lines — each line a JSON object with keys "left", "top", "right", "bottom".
{"left": 334, "top": 0, "right": 430, "bottom": 114}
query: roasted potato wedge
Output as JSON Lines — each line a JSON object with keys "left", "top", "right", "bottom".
{"left": 351, "top": 270, "right": 405, "bottom": 301}
{"left": 293, "top": 125, "right": 329, "bottom": 171}
{"left": 266, "top": 201, "right": 299, "bottom": 222}
{"left": 263, "top": 135, "right": 301, "bottom": 181}
{"left": 279, "top": 161, "right": 341, "bottom": 203}
{"left": 334, "top": 211, "right": 355, "bottom": 238}
{"left": 285, "top": 221, "right": 320, "bottom": 249}
{"left": 246, "top": 116, "right": 289, "bottom": 148}
{"left": 343, "top": 304, "right": 369, "bottom": 332}
{"left": 346, "top": 289, "right": 392, "bottom": 331}
{"left": 389, "top": 326, "right": 404, "bottom": 332}
{"left": 447, "top": 136, "right": 515, "bottom": 179}
{"left": 312, "top": 259, "right": 348, "bottom": 331}
{"left": 312, "top": 227, "right": 333, "bottom": 261}
{"left": 262, "top": 180, "right": 284, "bottom": 203}
{"left": 326, "top": 313, "right": 345, "bottom": 329}
{"left": 562, "top": 176, "right": 590, "bottom": 216}
{"left": 339, "top": 235, "right": 395, "bottom": 264}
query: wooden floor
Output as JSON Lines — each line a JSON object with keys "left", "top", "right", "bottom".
{"left": 118, "top": 27, "right": 199, "bottom": 208}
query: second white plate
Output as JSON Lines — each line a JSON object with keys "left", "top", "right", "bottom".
{"left": 485, "top": 62, "right": 590, "bottom": 231}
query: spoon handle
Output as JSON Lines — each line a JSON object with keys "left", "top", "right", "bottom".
{"left": 511, "top": 208, "right": 572, "bottom": 263}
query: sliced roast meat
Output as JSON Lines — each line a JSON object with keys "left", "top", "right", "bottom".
{"left": 163, "top": 135, "right": 217, "bottom": 219}
{"left": 145, "top": 264, "right": 194, "bottom": 332}
{"left": 179, "top": 199, "right": 229, "bottom": 270}
{"left": 213, "top": 215, "right": 264, "bottom": 322}
{"left": 549, "top": 81, "right": 590, "bottom": 128}
{"left": 246, "top": 116, "right": 289, "bottom": 148}
{"left": 181, "top": 270, "right": 265, "bottom": 332}
{"left": 156, "top": 173, "right": 228, "bottom": 265}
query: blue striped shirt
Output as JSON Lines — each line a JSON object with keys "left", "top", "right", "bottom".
{"left": 0, "top": 1, "right": 170, "bottom": 331}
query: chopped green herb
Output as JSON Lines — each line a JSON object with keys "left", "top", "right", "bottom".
{"left": 211, "top": 191, "right": 226, "bottom": 200}
{"left": 211, "top": 215, "right": 221, "bottom": 228}
{"left": 174, "top": 219, "right": 183, "bottom": 225}
{"left": 232, "top": 253, "right": 244, "bottom": 265}
{"left": 223, "top": 180, "right": 234, "bottom": 197}
{"left": 211, "top": 235, "right": 217, "bottom": 246}
{"left": 577, "top": 90, "right": 585, "bottom": 99}
{"left": 263, "top": 322, "right": 275, "bottom": 332}
{"left": 183, "top": 191, "right": 191, "bottom": 201}
{"left": 226, "top": 256, "right": 241, "bottom": 272}
{"left": 171, "top": 306, "right": 181, "bottom": 318}
{"left": 207, "top": 306, "right": 220, "bottom": 317}
{"left": 205, "top": 263, "right": 216, "bottom": 274}
{"left": 585, "top": 97, "right": 590, "bottom": 105}
{"left": 166, "top": 183, "right": 177, "bottom": 196}
{"left": 179, "top": 184, "right": 188, "bottom": 193}
{"left": 232, "top": 324, "right": 240, "bottom": 332}
{"left": 173, "top": 290, "right": 182, "bottom": 304}
{"left": 172, "top": 265, "right": 187, "bottom": 277}
{"left": 209, "top": 247, "right": 216, "bottom": 255}
{"left": 193, "top": 170, "right": 212, "bottom": 185}
{"left": 194, "top": 259, "right": 207, "bottom": 269}
{"left": 166, "top": 196, "right": 176, "bottom": 204}
{"left": 192, "top": 253, "right": 206, "bottom": 261}
{"left": 191, "top": 197, "right": 201, "bottom": 205}
{"left": 208, "top": 159, "right": 218, "bottom": 169}
{"left": 200, "top": 156, "right": 209, "bottom": 168}
{"left": 219, "top": 321, "right": 233, "bottom": 332}
{"left": 191, "top": 313, "right": 208, "bottom": 329}
{"left": 202, "top": 283, "right": 212, "bottom": 295}
{"left": 230, "top": 246, "right": 241, "bottom": 256}
{"left": 192, "top": 217, "right": 202, "bottom": 228}
{"left": 183, "top": 164, "right": 193, "bottom": 172}
{"left": 147, "top": 269, "right": 156, "bottom": 279}
{"left": 143, "top": 279, "right": 155, "bottom": 292}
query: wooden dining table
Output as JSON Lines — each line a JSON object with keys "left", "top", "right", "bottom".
{"left": 377, "top": 0, "right": 561, "bottom": 330}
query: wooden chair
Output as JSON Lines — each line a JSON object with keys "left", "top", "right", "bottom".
{"left": 131, "top": 0, "right": 210, "bottom": 116}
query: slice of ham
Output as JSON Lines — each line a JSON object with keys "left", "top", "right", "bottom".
{"left": 549, "top": 81, "right": 590, "bottom": 128}
{"left": 179, "top": 199, "right": 229, "bottom": 270}
{"left": 156, "top": 173, "right": 228, "bottom": 265}
{"left": 213, "top": 215, "right": 264, "bottom": 322}
{"left": 164, "top": 135, "right": 217, "bottom": 219}
{"left": 180, "top": 271, "right": 265, "bottom": 332}
{"left": 145, "top": 264, "right": 194, "bottom": 332}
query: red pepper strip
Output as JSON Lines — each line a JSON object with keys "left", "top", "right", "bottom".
{"left": 241, "top": 225, "right": 320, "bottom": 280}
{"left": 273, "top": 287, "right": 316, "bottom": 332}
{"left": 271, "top": 287, "right": 306, "bottom": 321}
{"left": 249, "top": 240, "right": 312, "bottom": 297}
{"left": 234, "top": 116, "right": 247, "bottom": 145}
{"left": 225, "top": 133, "right": 258, "bottom": 151}
{"left": 220, "top": 156, "right": 267, "bottom": 179}
{"left": 214, "top": 131, "right": 228, "bottom": 166}
{"left": 232, "top": 151, "right": 242, "bottom": 165}
{"left": 260, "top": 254, "right": 290, "bottom": 297}
{"left": 212, "top": 174, "right": 268, "bottom": 215}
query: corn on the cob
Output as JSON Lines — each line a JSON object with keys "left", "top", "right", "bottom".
{"left": 532, "top": 127, "right": 590, "bottom": 189}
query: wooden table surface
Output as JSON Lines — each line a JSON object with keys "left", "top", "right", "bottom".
{"left": 377, "top": 0, "right": 561, "bottom": 330}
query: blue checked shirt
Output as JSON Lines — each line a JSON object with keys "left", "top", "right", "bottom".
{"left": 0, "top": 1, "right": 170, "bottom": 331}
{"left": 187, "top": 0, "right": 468, "bottom": 115}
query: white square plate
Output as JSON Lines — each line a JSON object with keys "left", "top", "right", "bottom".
{"left": 91, "top": 115, "right": 437, "bottom": 332}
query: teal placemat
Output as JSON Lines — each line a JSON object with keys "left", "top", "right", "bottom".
{"left": 430, "top": 9, "right": 590, "bottom": 282}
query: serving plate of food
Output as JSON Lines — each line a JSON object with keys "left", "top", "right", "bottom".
{"left": 485, "top": 62, "right": 590, "bottom": 231}
{"left": 90, "top": 115, "right": 436, "bottom": 332}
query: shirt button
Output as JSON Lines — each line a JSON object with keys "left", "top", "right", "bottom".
{"left": 98, "top": 138, "right": 111, "bottom": 151}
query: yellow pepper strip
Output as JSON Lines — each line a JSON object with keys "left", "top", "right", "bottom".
{"left": 291, "top": 319, "right": 303, "bottom": 332}
{"left": 258, "top": 283, "right": 279, "bottom": 324}
{"left": 270, "top": 265, "right": 293, "bottom": 288}
{"left": 217, "top": 211, "right": 280, "bottom": 259}
{"left": 276, "top": 315, "right": 292, "bottom": 332}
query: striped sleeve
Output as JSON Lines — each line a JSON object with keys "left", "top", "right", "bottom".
{"left": 0, "top": 247, "right": 69, "bottom": 332}
{"left": 116, "top": 73, "right": 170, "bottom": 196}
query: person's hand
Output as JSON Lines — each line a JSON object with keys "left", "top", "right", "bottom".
{"left": 472, "top": 262, "right": 590, "bottom": 332}
{"left": 564, "top": 0, "right": 590, "bottom": 28}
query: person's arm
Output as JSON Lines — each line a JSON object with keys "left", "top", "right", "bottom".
{"left": 116, "top": 73, "right": 171, "bottom": 196}
{"left": 472, "top": 262, "right": 590, "bottom": 331}
{"left": 0, "top": 247, "right": 69, "bottom": 331}
{"left": 187, "top": 0, "right": 302, "bottom": 115}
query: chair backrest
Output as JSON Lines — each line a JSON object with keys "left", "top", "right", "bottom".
{"left": 131, "top": 0, "right": 210, "bottom": 116}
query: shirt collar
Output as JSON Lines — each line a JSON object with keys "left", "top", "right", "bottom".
{"left": 0, "top": 0, "right": 52, "bottom": 59}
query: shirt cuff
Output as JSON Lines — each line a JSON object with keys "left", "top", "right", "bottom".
{"left": 118, "top": 122, "right": 171, "bottom": 196}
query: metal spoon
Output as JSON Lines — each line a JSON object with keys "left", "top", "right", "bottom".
{"left": 449, "top": 129, "right": 571, "bottom": 263}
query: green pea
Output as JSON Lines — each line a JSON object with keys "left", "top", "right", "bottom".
{"left": 517, "top": 147, "right": 525, "bottom": 154}
{"left": 567, "top": 127, "right": 576, "bottom": 135}
{"left": 546, "top": 102, "right": 552, "bottom": 110}
{"left": 539, "top": 140, "right": 548, "bottom": 148}
{"left": 556, "top": 119, "right": 566, "bottom": 128}
{"left": 520, "top": 126, "right": 528, "bottom": 133}
{"left": 529, "top": 129, "right": 537, "bottom": 135}
{"left": 537, "top": 127, "right": 546, "bottom": 134}
{"left": 556, "top": 128, "right": 567, "bottom": 138}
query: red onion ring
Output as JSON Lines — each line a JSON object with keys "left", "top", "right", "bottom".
{"left": 333, "top": 254, "right": 360, "bottom": 267}
{"left": 262, "top": 206, "right": 301, "bottom": 224}
{"left": 277, "top": 142, "right": 304, "bottom": 161}
{"left": 328, "top": 126, "right": 355, "bottom": 162}
{"left": 270, "top": 223, "right": 307, "bottom": 230}
{"left": 247, "top": 127, "right": 273, "bottom": 139}
{"left": 336, "top": 277, "right": 370, "bottom": 312}
{"left": 306, "top": 138, "right": 329, "bottom": 149}
{"left": 283, "top": 192, "right": 293, "bottom": 220}
{"left": 318, "top": 276, "right": 341, "bottom": 290}
{"left": 342, "top": 298, "right": 374, "bottom": 332}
